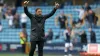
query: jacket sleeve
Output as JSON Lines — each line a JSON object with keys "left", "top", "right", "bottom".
{"left": 24, "top": 6, "right": 32, "bottom": 19}
{"left": 43, "top": 8, "right": 57, "bottom": 19}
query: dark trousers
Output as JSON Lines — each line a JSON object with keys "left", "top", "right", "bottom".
{"left": 29, "top": 41, "right": 44, "bottom": 56}
{"left": 22, "top": 23, "right": 26, "bottom": 28}
{"left": 22, "top": 44, "right": 25, "bottom": 53}
{"left": 91, "top": 40, "right": 96, "bottom": 43}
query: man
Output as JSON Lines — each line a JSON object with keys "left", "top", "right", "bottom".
{"left": 55, "top": 11, "right": 68, "bottom": 29}
{"left": 64, "top": 27, "right": 73, "bottom": 56}
{"left": 86, "top": 10, "right": 95, "bottom": 28}
{"left": 13, "top": 13, "right": 20, "bottom": 28}
{"left": 79, "top": 31, "right": 87, "bottom": 44}
{"left": 5, "top": 8, "right": 14, "bottom": 28}
{"left": 1, "top": 4, "right": 8, "bottom": 19}
{"left": 79, "top": 31, "right": 87, "bottom": 52}
{"left": 45, "top": 28, "right": 53, "bottom": 41}
{"left": 23, "top": 1, "right": 59, "bottom": 56}
{"left": 21, "top": 13, "right": 27, "bottom": 28}
{"left": 89, "top": 28, "right": 96, "bottom": 43}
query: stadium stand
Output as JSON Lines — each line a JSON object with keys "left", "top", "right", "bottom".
{"left": 0, "top": 5, "right": 100, "bottom": 43}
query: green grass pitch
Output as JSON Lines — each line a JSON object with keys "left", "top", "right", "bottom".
{"left": 0, "top": 53, "right": 62, "bottom": 56}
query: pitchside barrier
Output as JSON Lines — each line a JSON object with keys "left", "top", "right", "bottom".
{"left": 80, "top": 44, "right": 100, "bottom": 56}
{"left": 0, "top": 42, "right": 83, "bottom": 54}
{"left": 88, "top": 44, "right": 100, "bottom": 54}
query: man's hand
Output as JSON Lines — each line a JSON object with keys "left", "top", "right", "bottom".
{"left": 23, "top": 1, "right": 29, "bottom": 7}
{"left": 55, "top": 2, "right": 60, "bottom": 9}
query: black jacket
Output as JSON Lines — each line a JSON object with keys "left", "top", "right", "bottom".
{"left": 24, "top": 7, "right": 57, "bottom": 41}
{"left": 79, "top": 32, "right": 87, "bottom": 44}
{"left": 90, "top": 31, "right": 96, "bottom": 43}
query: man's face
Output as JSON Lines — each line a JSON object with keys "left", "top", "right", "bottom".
{"left": 85, "top": 3, "right": 88, "bottom": 7}
{"left": 36, "top": 9, "right": 42, "bottom": 15}
{"left": 89, "top": 10, "right": 93, "bottom": 14}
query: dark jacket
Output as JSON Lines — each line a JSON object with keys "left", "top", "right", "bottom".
{"left": 90, "top": 31, "right": 96, "bottom": 43}
{"left": 24, "top": 7, "right": 57, "bottom": 41}
{"left": 65, "top": 33, "right": 70, "bottom": 42}
{"left": 79, "top": 32, "right": 87, "bottom": 44}
{"left": 46, "top": 31, "right": 53, "bottom": 40}
{"left": 58, "top": 15, "right": 67, "bottom": 29}
{"left": 86, "top": 13, "right": 95, "bottom": 23}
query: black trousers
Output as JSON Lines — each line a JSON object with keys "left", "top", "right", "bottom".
{"left": 22, "top": 23, "right": 26, "bottom": 28}
{"left": 29, "top": 41, "right": 44, "bottom": 56}
{"left": 22, "top": 44, "right": 25, "bottom": 53}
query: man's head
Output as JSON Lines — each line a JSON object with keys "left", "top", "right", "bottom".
{"left": 35, "top": 8, "right": 42, "bottom": 15}
{"left": 85, "top": 2, "right": 89, "bottom": 7}
{"left": 88, "top": 10, "right": 93, "bottom": 14}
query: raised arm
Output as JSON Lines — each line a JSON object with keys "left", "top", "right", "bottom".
{"left": 44, "top": 2, "right": 59, "bottom": 19}
{"left": 23, "top": 1, "right": 32, "bottom": 19}
{"left": 55, "top": 15, "right": 59, "bottom": 26}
